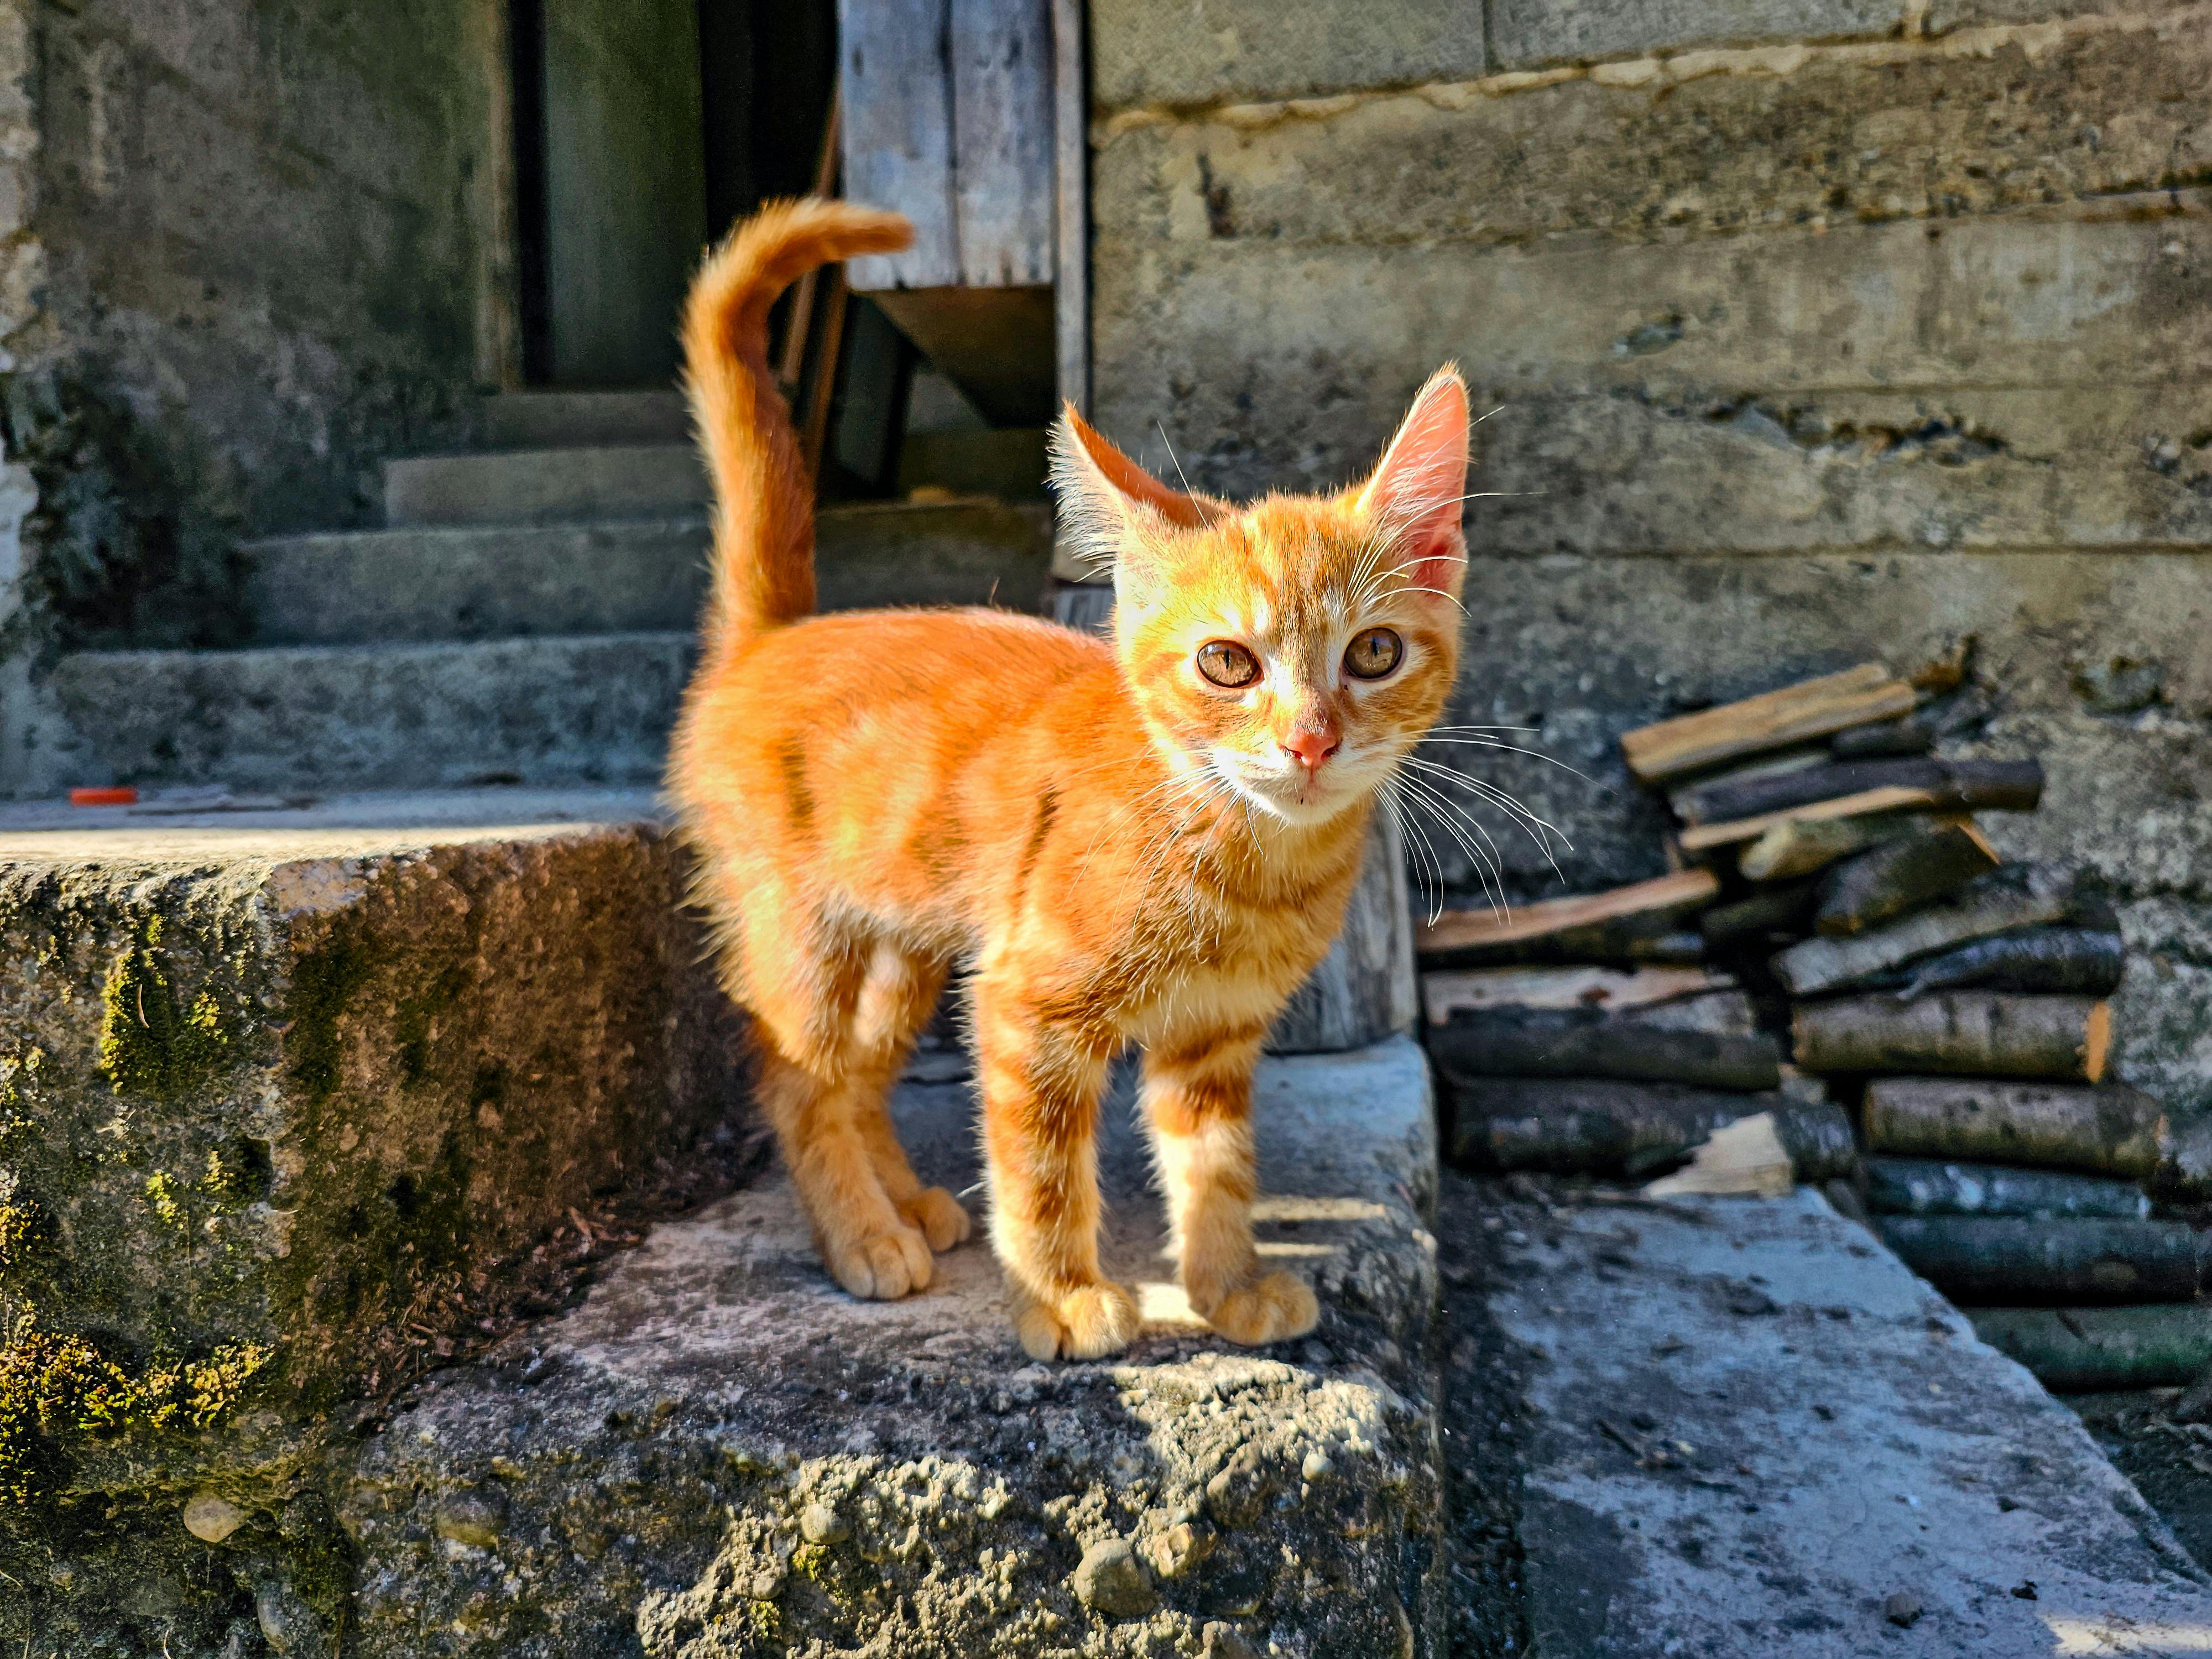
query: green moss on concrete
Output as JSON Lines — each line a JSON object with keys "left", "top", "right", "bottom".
{"left": 0, "top": 1307, "right": 273, "bottom": 1507}
{"left": 284, "top": 928, "right": 373, "bottom": 1108}
{"left": 96, "top": 920, "right": 236, "bottom": 1098}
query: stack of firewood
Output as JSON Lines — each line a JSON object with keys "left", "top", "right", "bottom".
{"left": 1418, "top": 660, "right": 2212, "bottom": 1387}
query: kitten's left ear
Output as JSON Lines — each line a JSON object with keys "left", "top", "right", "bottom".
{"left": 1355, "top": 366, "right": 1470, "bottom": 606}
{"left": 1050, "top": 406, "right": 1213, "bottom": 587}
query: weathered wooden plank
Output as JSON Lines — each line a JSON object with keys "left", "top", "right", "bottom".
{"left": 1620, "top": 665, "right": 1916, "bottom": 784}
{"left": 839, "top": 0, "right": 961, "bottom": 289}
{"left": 951, "top": 0, "right": 1055, "bottom": 286}
{"left": 1415, "top": 869, "right": 1718, "bottom": 957}
{"left": 1678, "top": 786, "right": 1946, "bottom": 853}
{"left": 1420, "top": 964, "right": 1727, "bottom": 1025}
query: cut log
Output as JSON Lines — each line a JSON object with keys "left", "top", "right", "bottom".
{"left": 1861, "top": 1077, "right": 2163, "bottom": 1175}
{"left": 1419, "top": 965, "right": 1727, "bottom": 1026}
{"left": 1700, "top": 883, "right": 1816, "bottom": 948}
{"left": 1619, "top": 665, "right": 1917, "bottom": 784}
{"left": 1876, "top": 1215, "right": 2206, "bottom": 1303}
{"left": 1793, "top": 994, "right": 2110, "bottom": 1081}
{"left": 1445, "top": 1077, "right": 1856, "bottom": 1180}
{"left": 1863, "top": 1156, "right": 2151, "bottom": 1220}
{"left": 1968, "top": 1305, "right": 2212, "bottom": 1391}
{"left": 1897, "top": 928, "right": 2125, "bottom": 1000}
{"left": 1415, "top": 869, "right": 1719, "bottom": 963}
{"left": 1427, "top": 993, "right": 1781, "bottom": 1091}
{"left": 1665, "top": 748, "right": 1830, "bottom": 820}
{"left": 1830, "top": 714, "right": 1937, "bottom": 760}
{"left": 1813, "top": 822, "right": 2001, "bottom": 937}
{"left": 1736, "top": 813, "right": 1938, "bottom": 882}
{"left": 1772, "top": 882, "right": 2073, "bottom": 997}
{"left": 1681, "top": 786, "right": 1974, "bottom": 853}
{"left": 1674, "top": 758, "right": 2043, "bottom": 829}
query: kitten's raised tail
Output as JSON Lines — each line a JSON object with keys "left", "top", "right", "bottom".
{"left": 682, "top": 198, "right": 913, "bottom": 658}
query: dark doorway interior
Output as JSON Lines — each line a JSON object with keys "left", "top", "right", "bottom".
{"left": 512, "top": 0, "right": 841, "bottom": 390}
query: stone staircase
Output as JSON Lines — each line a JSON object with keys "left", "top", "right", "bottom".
{"left": 45, "top": 390, "right": 1054, "bottom": 793}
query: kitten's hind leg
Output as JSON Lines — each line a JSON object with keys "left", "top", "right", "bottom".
{"left": 1141, "top": 1025, "right": 1319, "bottom": 1348}
{"left": 741, "top": 907, "right": 934, "bottom": 1300}
{"left": 847, "top": 942, "right": 971, "bottom": 1253}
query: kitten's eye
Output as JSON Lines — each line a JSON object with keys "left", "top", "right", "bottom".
{"left": 1195, "top": 640, "right": 1260, "bottom": 689}
{"left": 1344, "top": 627, "right": 1404, "bottom": 681}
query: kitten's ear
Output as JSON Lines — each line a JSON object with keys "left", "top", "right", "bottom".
{"left": 1356, "top": 367, "right": 1471, "bottom": 605}
{"left": 1050, "top": 406, "right": 1211, "bottom": 585}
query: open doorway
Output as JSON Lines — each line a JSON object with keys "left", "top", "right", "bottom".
{"left": 504, "top": 0, "right": 1055, "bottom": 508}
{"left": 509, "top": 0, "right": 838, "bottom": 390}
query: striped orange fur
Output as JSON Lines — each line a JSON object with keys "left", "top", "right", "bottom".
{"left": 667, "top": 200, "right": 1471, "bottom": 1360}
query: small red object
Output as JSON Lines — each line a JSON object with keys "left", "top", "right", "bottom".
{"left": 70, "top": 786, "right": 138, "bottom": 807}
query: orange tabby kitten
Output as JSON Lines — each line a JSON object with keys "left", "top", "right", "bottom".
{"left": 667, "top": 199, "right": 1470, "bottom": 1360}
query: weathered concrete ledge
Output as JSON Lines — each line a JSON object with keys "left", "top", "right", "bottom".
{"left": 339, "top": 1037, "right": 1443, "bottom": 1658}
{"left": 1495, "top": 1186, "right": 2212, "bottom": 1653}
{"left": 0, "top": 790, "right": 748, "bottom": 1650}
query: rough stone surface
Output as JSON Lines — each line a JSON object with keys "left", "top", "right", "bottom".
{"left": 1094, "top": 205, "right": 2212, "bottom": 504}
{"left": 1089, "top": 0, "right": 1485, "bottom": 111}
{"left": 17, "top": 0, "right": 504, "bottom": 631}
{"left": 1094, "top": 18, "right": 2212, "bottom": 253}
{"left": 338, "top": 1038, "right": 1444, "bottom": 1657}
{"left": 242, "top": 500, "right": 1057, "bottom": 646}
{"left": 1496, "top": 1187, "right": 2212, "bottom": 1653}
{"left": 1490, "top": 0, "right": 1902, "bottom": 67}
{"left": 46, "top": 632, "right": 697, "bottom": 791}
{"left": 382, "top": 445, "right": 707, "bottom": 529}
{"left": 0, "top": 790, "right": 748, "bottom": 1648}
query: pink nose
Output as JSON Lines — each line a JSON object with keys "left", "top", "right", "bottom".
{"left": 1280, "top": 729, "right": 1342, "bottom": 773}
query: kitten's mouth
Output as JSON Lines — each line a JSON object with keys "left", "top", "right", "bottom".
{"left": 1212, "top": 750, "right": 1379, "bottom": 825}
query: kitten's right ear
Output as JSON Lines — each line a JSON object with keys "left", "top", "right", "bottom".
{"left": 1049, "top": 406, "right": 1211, "bottom": 583}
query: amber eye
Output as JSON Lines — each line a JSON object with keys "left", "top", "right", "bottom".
{"left": 1195, "top": 640, "right": 1260, "bottom": 689}
{"left": 1344, "top": 627, "right": 1404, "bottom": 681}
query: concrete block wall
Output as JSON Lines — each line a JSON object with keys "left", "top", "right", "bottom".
{"left": 1087, "top": 0, "right": 2212, "bottom": 1105}
{"left": 5, "top": 0, "right": 510, "bottom": 650}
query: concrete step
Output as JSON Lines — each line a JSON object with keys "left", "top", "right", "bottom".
{"left": 384, "top": 444, "right": 708, "bottom": 527}
{"left": 1490, "top": 1183, "right": 2212, "bottom": 1653}
{"left": 480, "top": 389, "right": 689, "bottom": 450}
{"left": 241, "top": 499, "right": 1056, "bottom": 646}
{"left": 244, "top": 518, "right": 713, "bottom": 644}
{"left": 0, "top": 790, "right": 749, "bottom": 1653}
{"left": 338, "top": 1036, "right": 1443, "bottom": 1657}
{"left": 49, "top": 633, "right": 696, "bottom": 791}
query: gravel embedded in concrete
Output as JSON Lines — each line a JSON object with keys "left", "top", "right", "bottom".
{"left": 340, "top": 1037, "right": 1446, "bottom": 1657}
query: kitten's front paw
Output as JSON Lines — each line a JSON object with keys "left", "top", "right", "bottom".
{"left": 823, "top": 1222, "right": 934, "bottom": 1300}
{"left": 1205, "top": 1271, "right": 1319, "bottom": 1347}
{"left": 900, "top": 1185, "right": 973, "bottom": 1252}
{"left": 1011, "top": 1281, "right": 1141, "bottom": 1361}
